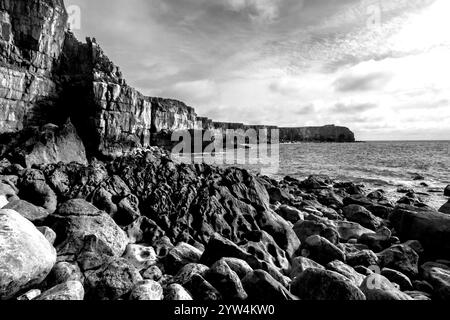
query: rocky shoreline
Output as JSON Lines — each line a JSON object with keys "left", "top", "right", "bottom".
{"left": 1, "top": 146, "right": 450, "bottom": 301}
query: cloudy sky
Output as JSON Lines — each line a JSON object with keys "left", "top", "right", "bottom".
{"left": 65, "top": 0, "right": 450, "bottom": 140}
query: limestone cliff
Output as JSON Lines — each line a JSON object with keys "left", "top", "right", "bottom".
{"left": 0, "top": 0, "right": 67, "bottom": 132}
{"left": 279, "top": 125, "right": 355, "bottom": 143}
{"left": 0, "top": 0, "right": 356, "bottom": 161}
{"left": 57, "top": 34, "right": 152, "bottom": 158}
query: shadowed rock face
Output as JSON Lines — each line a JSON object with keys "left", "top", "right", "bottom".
{"left": 279, "top": 125, "right": 356, "bottom": 143}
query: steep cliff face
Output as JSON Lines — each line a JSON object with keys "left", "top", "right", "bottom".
{"left": 279, "top": 125, "right": 355, "bottom": 143}
{"left": 58, "top": 34, "right": 153, "bottom": 158}
{"left": 0, "top": 0, "right": 67, "bottom": 132}
{"left": 0, "top": 0, "right": 356, "bottom": 160}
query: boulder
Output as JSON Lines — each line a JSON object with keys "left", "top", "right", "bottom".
{"left": 326, "top": 260, "right": 365, "bottom": 287}
{"left": 129, "top": 280, "right": 163, "bottom": 300}
{"left": 205, "top": 259, "right": 247, "bottom": 300}
{"left": 343, "top": 205, "right": 383, "bottom": 231}
{"left": 377, "top": 244, "right": 419, "bottom": 278}
{"left": 84, "top": 258, "right": 143, "bottom": 300}
{"left": 220, "top": 258, "right": 253, "bottom": 279}
{"left": 336, "top": 221, "right": 375, "bottom": 242}
{"left": 278, "top": 205, "right": 304, "bottom": 223}
{"left": 359, "top": 227, "right": 394, "bottom": 252}
{"left": 141, "top": 265, "right": 163, "bottom": 281}
{"left": 1, "top": 122, "right": 88, "bottom": 168}
{"left": 36, "top": 281, "right": 84, "bottom": 300}
{"left": 360, "top": 273, "right": 413, "bottom": 300}
{"left": 242, "top": 270, "right": 297, "bottom": 301}
{"left": 291, "top": 268, "right": 366, "bottom": 300}
{"left": 44, "top": 262, "right": 84, "bottom": 288}
{"left": 185, "top": 274, "right": 222, "bottom": 301}
{"left": 289, "top": 256, "right": 325, "bottom": 279}
{"left": 347, "top": 250, "right": 379, "bottom": 268}
{"left": 421, "top": 262, "right": 450, "bottom": 301}
{"left": 49, "top": 199, "right": 128, "bottom": 259}
{"left": 164, "top": 284, "right": 193, "bottom": 300}
{"left": 0, "top": 209, "right": 56, "bottom": 300}
{"left": 3, "top": 199, "right": 49, "bottom": 224}
{"left": 302, "top": 235, "right": 346, "bottom": 265}
{"left": 174, "top": 263, "right": 209, "bottom": 285}
{"left": 389, "top": 205, "right": 450, "bottom": 258}
{"left": 165, "top": 242, "right": 203, "bottom": 274}
{"left": 18, "top": 169, "right": 57, "bottom": 214}
{"left": 381, "top": 268, "right": 413, "bottom": 291}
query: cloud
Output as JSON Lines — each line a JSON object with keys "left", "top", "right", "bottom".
{"left": 294, "top": 104, "right": 315, "bottom": 115}
{"left": 334, "top": 72, "right": 392, "bottom": 92}
{"left": 332, "top": 102, "right": 378, "bottom": 113}
{"left": 223, "top": 0, "right": 282, "bottom": 22}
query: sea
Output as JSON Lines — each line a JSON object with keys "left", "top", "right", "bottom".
{"left": 173, "top": 141, "right": 450, "bottom": 210}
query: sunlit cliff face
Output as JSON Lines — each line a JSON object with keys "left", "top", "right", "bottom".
{"left": 67, "top": 0, "right": 450, "bottom": 140}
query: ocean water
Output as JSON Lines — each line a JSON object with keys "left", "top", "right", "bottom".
{"left": 172, "top": 141, "right": 450, "bottom": 210}
{"left": 275, "top": 141, "right": 450, "bottom": 210}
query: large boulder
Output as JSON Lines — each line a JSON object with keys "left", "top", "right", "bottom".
{"left": 390, "top": 205, "right": 450, "bottom": 259}
{"left": 377, "top": 244, "right": 419, "bottom": 278}
{"left": 165, "top": 242, "right": 203, "bottom": 275}
{"left": 1, "top": 121, "right": 88, "bottom": 168}
{"left": 290, "top": 268, "right": 366, "bottom": 300}
{"left": 205, "top": 259, "right": 247, "bottom": 300}
{"left": 302, "top": 235, "right": 346, "bottom": 265}
{"left": 3, "top": 199, "right": 49, "bottom": 224}
{"left": 0, "top": 209, "right": 56, "bottom": 300}
{"left": 343, "top": 205, "right": 383, "bottom": 231}
{"left": 49, "top": 199, "right": 128, "bottom": 260}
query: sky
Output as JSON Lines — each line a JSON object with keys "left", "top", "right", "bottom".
{"left": 64, "top": 0, "right": 450, "bottom": 140}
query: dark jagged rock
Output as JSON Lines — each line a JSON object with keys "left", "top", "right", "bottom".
{"left": 0, "top": 121, "right": 87, "bottom": 168}
{"left": 290, "top": 268, "right": 365, "bottom": 300}
{"left": 389, "top": 204, "right": 450, "bottom": 259}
